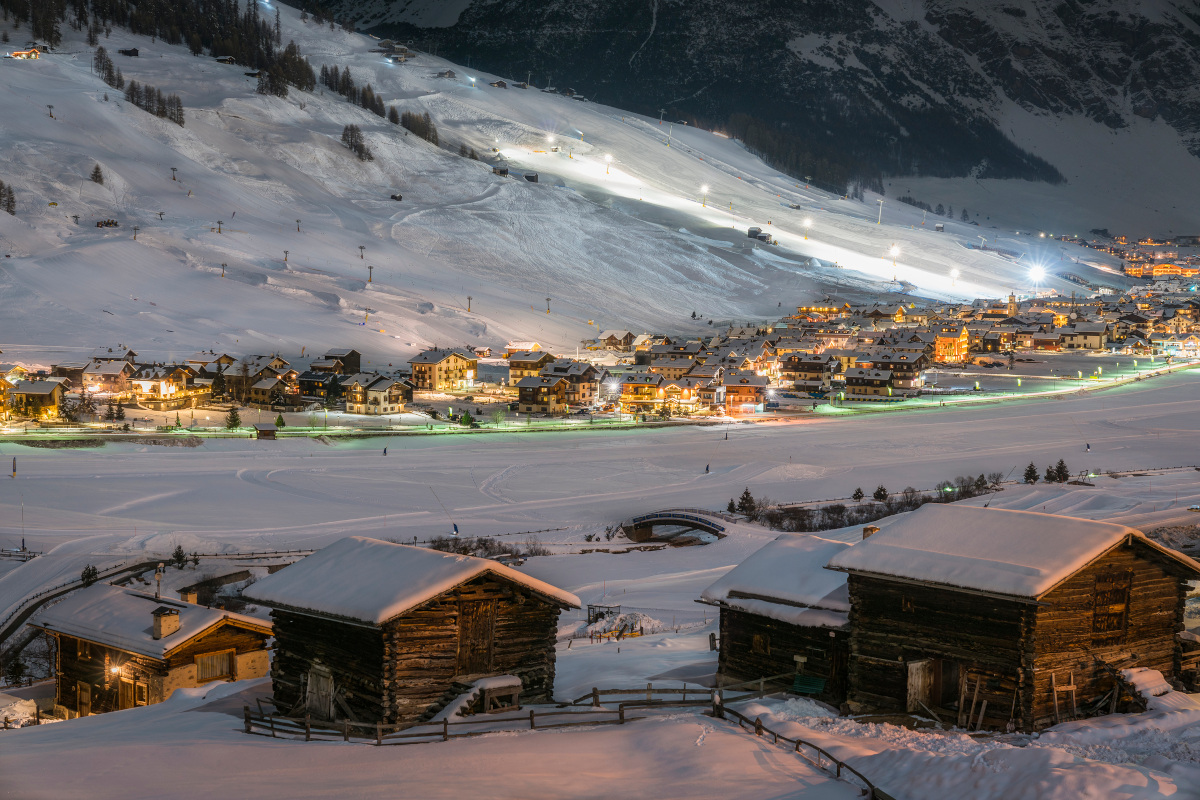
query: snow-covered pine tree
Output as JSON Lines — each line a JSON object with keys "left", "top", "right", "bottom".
{"left": 90, "top": 164, "right": 104, "bottom": 184}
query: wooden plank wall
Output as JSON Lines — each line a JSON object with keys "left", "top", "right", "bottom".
{"left": 1027, "top": 543, "right": 1188, "bottom": 729}
{"left": 845, "top": 575, "right": 1026, "bottom": 722}
{"left": 717, "top": 608, "right": 849, "bottom": 702}
{"left": 270, "top": 611, "right": 386, "bottom": 721}
{"left": 53, "top": 635, "right": 167, "bottom": 715}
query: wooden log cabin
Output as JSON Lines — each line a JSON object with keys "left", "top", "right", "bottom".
{"left": 825, "top": 505, "right": 1200, "bottom": 731}
{"left": 699, "top": 534, "right": 852, "bottom": 704}
{"left": 31, "top": 585, "right": 272, "bottom": 718}
{"left": 244, "top": 537, "right": 580, "bottom": 726}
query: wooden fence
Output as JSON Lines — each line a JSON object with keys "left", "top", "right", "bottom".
{"left": 715, "top": 704, "right": 884, "bottom": 799}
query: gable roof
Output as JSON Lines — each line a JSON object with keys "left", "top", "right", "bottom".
{"left": 409, "top": 348, "right": 475, "bottom": 365}
{"left": 243, "top": 537, "right": 579, "bottom": 625}
{"left": 700, "top": 534, "right": 851, "bottom": 629}
{"left": 825, "top": 505, "right": 1200, "bottom": 600}
{"left": 33, "top": 585, "right": 271, "bottom": 659}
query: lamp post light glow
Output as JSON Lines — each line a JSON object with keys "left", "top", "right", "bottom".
{"left": 1030, "top": 265, "right": 1045, "bottom": 283}
{"left": 950, "top": 268, "right": 960, "bottom": 286}
{"left": 889, "top": 245, "right": 899, "bottom": 266}
{"left": 701, "top": 184, "right": 709, "bottom": 207}
{"left": 803, "top": 218, "right": 812, "bottom": 240}
{"left": 876, "top": 199, "right": 883, "bottom": 224}
{"left": 605, "top": 153, "right": 612, "bottom": 174}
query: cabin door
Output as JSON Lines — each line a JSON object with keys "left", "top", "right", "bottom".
{"left": 457, "top": 600, "right": 497, "bottom": 675}
{"left": 906, "top": 659, "right": 935, "bottom": 713}
{"left": 305, "top": 665, "right": 335, "bottom": 720}
{"left": 119, "top": 678, "right": 135, "bottom": 710}
{"left": 77, "top": 682, "right": 91, "bottom": 717}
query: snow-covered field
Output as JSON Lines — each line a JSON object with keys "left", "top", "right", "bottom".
{"left": 0, "top": 2, "right": 1133, "bottom": 368}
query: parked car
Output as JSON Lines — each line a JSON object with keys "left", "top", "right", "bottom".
{"left": 1189, "top": 505, "right": 1200, "bottom": 513}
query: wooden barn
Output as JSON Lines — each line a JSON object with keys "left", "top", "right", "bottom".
{"left": 825, "top": 505, "right": 1200, "bottom": 730}
{"left": 244, "top": 537, "right": 580, "bottom": 726}
{"left": 32, "top": 585, "right": 272, "bottom": 718}
{"left": 700, "top": 534, "right": 852, "bottom": 704}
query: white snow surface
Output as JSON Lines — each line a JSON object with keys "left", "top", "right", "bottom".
{"left": 825, "top": 504, "right": 1200, "bottom": 598}
{"left": 32, "top": 583, "right": 269, "bottom": 659}
{"left": 700, "top": 533, "right": 850, "bottom": 627}
{"left": 243, "top": 536, "right": 579, "bottom": 624}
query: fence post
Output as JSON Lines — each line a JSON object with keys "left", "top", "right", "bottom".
{"left": 305, "top": 714, "right": 311, "bottom": 741}
{"left": 376, "top": 721, "right": 382, "bottom": 746}
{"left": 758, "top": 678, "right": 764, "bottom": 693}
{"left": 443, "top": 718, "right": 450, "bottom": 741}
{"left": 592, "top": 687, "right": 600, "bottom": 708}
{"left": 619, "top": 705, "right": 625, "bottom": 724}
{"left": 754, "top": 717, "right": 763, "bottom": 737}
{"left": 343, "top": 720, "right": 350, "bottom": 742}
{"left": 711, "top": 691, "right": 723, "bottom": 720}
{"left": 243, "top": 705, "right": 252, "bottom": 734}
{"left": 529, "top": 708, "right": 536, "bottom": 730}
{"left": 646, "top": 682, "right": 652, "bottom": 702}
{"left": 269, "top": 714, "right": 276, "bottom": 738}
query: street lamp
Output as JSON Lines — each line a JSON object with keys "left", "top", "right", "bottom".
{"left": 889, "top": 245, "right": 899, "bottom": 266}
{"left": 950, "top": 268, "right": 959, "bottom": 286}
{"left": 803, "top": 218, "right": 812, "bottom": 240}
{"left": 605, "top": 154, "right": 612, "bottom": 174}
{"left": 876, "top": 199, "right": 884, "bottom": 224}
{"left": 700, "top": 184, "right": 709, "bottom": 207}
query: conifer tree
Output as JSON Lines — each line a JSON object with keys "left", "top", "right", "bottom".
{"left": 90, "top": 164, "right": 104, "bottom": 184}
{"left": 1023, "top": 462, "right": 1039, "bottom": 484}
{"left": 225, "top": 407, "right": 241, "bottom": 429}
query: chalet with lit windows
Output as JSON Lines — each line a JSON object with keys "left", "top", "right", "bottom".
{"left": 539, "top": 360, "right": 607, "bottom": 406}
{"left": 244, "top": 537, "right": 579, "bottom": 726}
{"left": 129, "top": 364, "right": 196, "bottom": 401}
{"left": 860, "top": 353, "right": 927, "bottom": 395}
{"left": 32, "top": 584, "right": 272, "bottom": 718}
{"left": 826, "top": 505, "right": 1200, "bottom": 731}
{"left": 516, "top": 375, "right": 568, "bottom": 413}
{"left": 11, "top": 47, "right": 40, "bottom": 59}
{"left": 508, "top": 350, "right": 556, "bottom": 382}
{"left": 186, "top": 352, "right": 237, "bottom": 372}
{"left": 342, "top": 373, "right": 411, "bottom": 415}
{"left": 700, "top": 534, "right": 852, "bottom": 705}
{"left": 298, "top": 371, "right": 338, "bottom": 402}
{"left": 842, "top": 368, "right": 901, "bottom": 402}
{"left": 781, "top": 354, "right": 839, "bottom": 395}
{"left": 83, "top": 360, "right": 136, "bottom": 396}
{"left": 409, "top": 348, "right": 477, "bottom": 391}
{"left": 249, "top": 377, "right": 286, "bottom": 406}
{"left": 504, "top": 340, "right": 541, "bottom": 357}
{"left": 932, "top": 324, "right": 969, "bottom": 363}
{"left": 10, "top": 380, "right": 65, "bottom": 418}
{"left": 1060, "top": 322, "right": 1109, "bottom": 350}
{"left": 618, "top": 373, "right": 664, "bottom": 413}
{"left": 648, "top": 354, "right": 697, "bottom": 380}
{"left": 724, "top": 371, "right": 768, "bottom": 414}
{"left": 660, "top": 376, "right": 708, "bottom": 413}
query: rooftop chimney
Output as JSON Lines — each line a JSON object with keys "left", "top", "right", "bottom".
{"left": 152, "top": 607, "right": 180, "bottom": 639}
{"left": 862, "top": 525, "right": 880, "bottom": 540}
{"left": 179, "top": 589, "right": 198, "bottom": 604}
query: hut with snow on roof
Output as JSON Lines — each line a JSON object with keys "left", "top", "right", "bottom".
{"left": 243, "top": 537, "right": 579, "bottom": 726}
{"left": 825, "top": 505, "right": 1200, "bottom": 731}
{"left": 700, "top": 534, "right": 852, "bottom": 703}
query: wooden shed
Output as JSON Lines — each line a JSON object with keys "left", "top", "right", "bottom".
{"left": 32, "top": 585, "right": 272, "bottom": 718}
{"left": 826, "top": 505, "right": 1200, "bottom": 730}
{"left": 700, "top": 534, "right": 851, "bottom": 703}
{"left": 244, "top": 537, "right": 580, "bottom": 726}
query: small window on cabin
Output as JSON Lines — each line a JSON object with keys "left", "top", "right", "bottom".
{"left": 196, "top": 650, "right": 234, "bottom": 682}
{"left": 752, "top": 634, "right": 771, "bottom": 655}
{"left": 134, "top": 682, "right": 148, "bottom": 706}
{"left": 902, "top": 596, "right": 915, "bottom": 613}
{"left": 76, "top": 639, "right": 92, "bottom": 660}
{"left": 1093, "top": 569, "right": 1133, "bottom": 645}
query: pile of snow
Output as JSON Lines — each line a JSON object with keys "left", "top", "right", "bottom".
{"left": 431, "top": 674, "right": 522, "bottom": 722}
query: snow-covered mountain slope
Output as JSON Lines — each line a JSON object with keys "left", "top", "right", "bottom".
{"left": 0, "top": 3, "right": 1127, "bottom": 364}
{"left": 349, "top": 0, "right": 1200, "bottom": 236}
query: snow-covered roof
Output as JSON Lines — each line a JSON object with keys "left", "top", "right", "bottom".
{"left": 701, "top": 534, "right": 851, "bottom": 629}
{"left": 825, "top": 505, "right": 1200, "bottom": 599}
{"left": 33, "top": 585, "right": 271, "bottom": 659}
{"left": 244, "top": 537, "right": 580, "bottom": 625}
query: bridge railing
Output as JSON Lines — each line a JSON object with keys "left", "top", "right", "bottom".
{"left": 626, "top": 511, "right": 727, "bottom": 534}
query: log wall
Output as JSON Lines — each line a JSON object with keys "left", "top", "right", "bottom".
{"left": 1026, "top": 542, "right": 1189, "bottom": 729}
{"left": 717, "top": 607, "right": 849, "bottom": 702}
{"left": 269, "top": 610, "right": 386, "bottom": 721}
{"left": 844, "top": 575, "right": 1027, "bottom": 727}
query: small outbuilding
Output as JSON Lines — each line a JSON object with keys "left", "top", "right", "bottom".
{"left": 488, "top": 80, "right": 507, "bottom": 89}
{"left": 826, "top": 505, "right": 1200, "bottom": 730}
{"left": 700, "top": 534, "right": 852, "bottom": 703}
{"left": 117, "top": 48, "right": 139, "bottom": 57}
{"left": 244, "top": 537, "right": 580, "bottom": 726}
{"left": 252, "top": 422, "right": 277, "bottom": 440}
